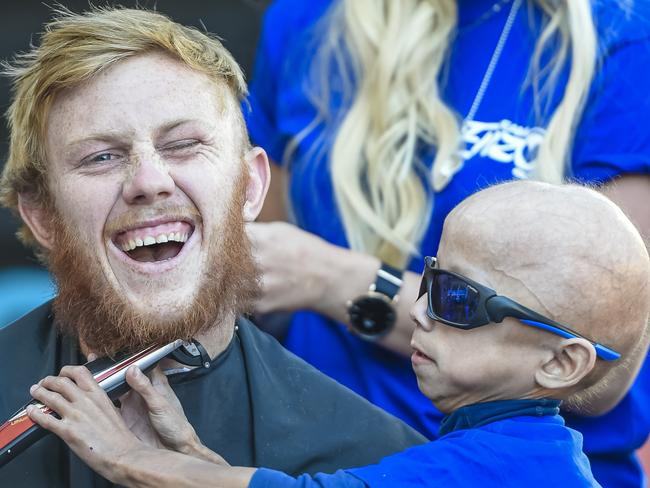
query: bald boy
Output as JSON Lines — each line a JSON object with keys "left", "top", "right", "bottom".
{"left": 28, "top": 181, "right": 650, "bottom": 487}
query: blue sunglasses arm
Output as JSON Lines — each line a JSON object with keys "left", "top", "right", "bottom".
{"left": 592, "top": 344, "right": 622, "bottom": 362}
{"left": 519, "top": 319, "right": 621, "bottom": 361}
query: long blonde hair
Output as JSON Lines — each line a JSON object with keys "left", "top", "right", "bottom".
{"left": 293, "top": 0, "right": 597, "bottom": 267}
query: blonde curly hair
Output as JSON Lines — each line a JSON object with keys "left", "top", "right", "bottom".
{"left": 292, "top": 0, "right": 598, "bottom": 267}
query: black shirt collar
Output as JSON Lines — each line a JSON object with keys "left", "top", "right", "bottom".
{"left": 439, "top": 398, "right": 562, "bottom": 437}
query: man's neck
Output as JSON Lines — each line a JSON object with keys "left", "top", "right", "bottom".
{"left": 159, "top": 311, "right": 238, "bottom": 371}
{"left": 78, "top": 311, "right": 238, "bottom": 370}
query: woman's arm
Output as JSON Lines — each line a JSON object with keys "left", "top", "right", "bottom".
{"left": 600, "top": 174, "right": 650, "bottom": 245}
{"left": 250, "top": 162, "right": 419, "bottom": 357}
{"left": 573, "top": 173, "right": 650, "bottom": 415}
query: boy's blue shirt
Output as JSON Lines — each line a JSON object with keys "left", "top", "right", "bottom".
{"left": 249, "top": 399, "right": 600, "bottom": 487}
{"left": 245, "top": 1, "right": 650, "bottom": 486}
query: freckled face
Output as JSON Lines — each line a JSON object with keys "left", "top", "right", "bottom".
{"left": 44, "top": 52, "right": 243, "bottom": 319}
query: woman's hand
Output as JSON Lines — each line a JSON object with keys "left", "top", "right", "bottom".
{"left": 247, "top": 221, "right": 350, "bottom": 314}
{"left": 247, "top": 220, "right": 422, "bottom": 356}
{"left": 27, "top": 365, "right": 142, "bottom": 482}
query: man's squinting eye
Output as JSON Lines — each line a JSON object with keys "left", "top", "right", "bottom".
{"left": 161, "top": 140, "right": 200, "bottom": 153}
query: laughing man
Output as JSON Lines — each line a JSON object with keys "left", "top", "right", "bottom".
{"left": 0, "top": 7, "right": 424, "bottom": 486}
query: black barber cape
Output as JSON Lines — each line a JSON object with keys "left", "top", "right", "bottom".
{"left": 0, "top": 302, "right": 425, "bottom": 487}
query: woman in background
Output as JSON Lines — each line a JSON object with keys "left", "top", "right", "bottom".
{"left": 244, "top": 1, "right": 650, "bottom": 486}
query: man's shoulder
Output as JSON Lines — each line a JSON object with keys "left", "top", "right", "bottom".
{"left": 236, "top": 316, "right": 377, "bottom": 405}
{"left": 235, "top": 317, "right": 427, "bottom": 473}
{"left": 236, "top": 317, "right": 412, "bottom": 418}
{"left": 0, "top": 300, "right": 55, "bottom": 358}
{"left": 0, "top": 300, "right": 59, "bottom": 417}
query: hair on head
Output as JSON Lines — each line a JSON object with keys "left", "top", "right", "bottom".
{"left": 0, "top": 5, "right": 248, "bottom": 247}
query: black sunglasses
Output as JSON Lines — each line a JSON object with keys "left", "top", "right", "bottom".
{"left": 417, "top": 256, "right": 620, "bottom": 361}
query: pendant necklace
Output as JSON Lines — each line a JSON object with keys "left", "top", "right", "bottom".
{"left": 465, "top": 0, "right": 523, "bottom": 122}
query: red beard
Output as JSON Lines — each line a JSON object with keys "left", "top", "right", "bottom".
{"left": 48, "top": 174, "right": 259, "bottom": 357}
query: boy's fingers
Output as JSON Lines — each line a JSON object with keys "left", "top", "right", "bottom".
{"left": 39, "top": 375, "right": 80, "bottom": 402}
{"left": 59, "top": 365, "right": 99, "bottom": 391}
{"left": 150, "top": 365, "right": 171, "bottom": 388}
{"left": 125, "top": 367, "right": 168, "bottom": 412}
{"left": 26, "top": 404, "right": 62, "bottom": 434}
{"left": 29, "top": 384, "right": 68, "bottom": 418}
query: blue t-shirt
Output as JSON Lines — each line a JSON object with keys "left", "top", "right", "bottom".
{"left": 249, "top": 399, "right": 599, "bottom": 487}
{"left": 245, "top": 1, "right": 650, "bottom": 486}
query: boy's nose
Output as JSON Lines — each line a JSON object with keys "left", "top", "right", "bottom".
{"left": 410, "top": 296, "right": 434, "bottom": 332}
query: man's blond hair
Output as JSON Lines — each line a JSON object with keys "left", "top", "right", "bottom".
{"left": 0, "top": 7, "right": 248, "bottom": 247}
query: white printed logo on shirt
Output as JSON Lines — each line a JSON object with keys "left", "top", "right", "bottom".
{"left": 460, "top": 119, "right": 546, "bottom": 179}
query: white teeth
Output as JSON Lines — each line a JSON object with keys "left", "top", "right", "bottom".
{"left": 122, "top": 241, "right": 136, "bottom": 251}
{"left": 121, "top": 231, "right": 190, "bottom": 252}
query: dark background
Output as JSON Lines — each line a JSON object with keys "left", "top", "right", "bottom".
{"left": 0, "top": 0, "right": 271, "bottom": 270}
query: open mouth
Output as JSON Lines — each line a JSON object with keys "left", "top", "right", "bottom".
{"left": 413, "top": 350, "right": 433, "bottom": 361}
{"left": 113, "top": 221, "right": 194, "bottom": 263}
{"left": 411, "top": 343, "right": 436, "bottom": 366}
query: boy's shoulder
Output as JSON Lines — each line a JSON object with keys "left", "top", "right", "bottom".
{"left": 346, "top": 415, "right": 600, "bottom": 488}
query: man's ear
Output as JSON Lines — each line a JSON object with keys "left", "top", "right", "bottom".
{"left": 242, "top": 146, "right": 271, "bottom": 222}
{"left": 18, "top": 194, "right": 55, "bottom": 250}
{"left": 535, "top": 338, "right": 597, "bottom": 390}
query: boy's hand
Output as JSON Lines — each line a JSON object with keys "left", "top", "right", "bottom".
{"left": 27, "top": 365, "right": 142, "bottom": 481}
{"left": 121, "top": 366, "right": 228, "bottom": 466}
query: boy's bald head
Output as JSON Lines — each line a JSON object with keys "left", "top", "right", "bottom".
{"left": 439, "top": 181, "right": 650, "bottom": 407}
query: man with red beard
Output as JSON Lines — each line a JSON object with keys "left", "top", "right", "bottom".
{"left": 0, "top": 7, "right": 424, "bottom": 487}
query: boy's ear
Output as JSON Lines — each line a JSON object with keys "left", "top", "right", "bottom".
{"left": 535, "top": 338, "right": 597, "bottom": 390}
{"left": 18, "top": 194, "right": 55, "bottom": 250}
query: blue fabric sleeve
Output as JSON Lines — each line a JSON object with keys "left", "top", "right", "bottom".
{"left": 244, "top": 4, "right": 291, "bottom": 163}
{"left": 250, "top": 468, "right": 367, "bottom": 488}
{"left": 571, "top": 38, "right": 650, "bottom": 183}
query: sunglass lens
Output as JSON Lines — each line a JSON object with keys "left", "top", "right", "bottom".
{"left": 430, "top": 273, "right": 480, "bottom": 326}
